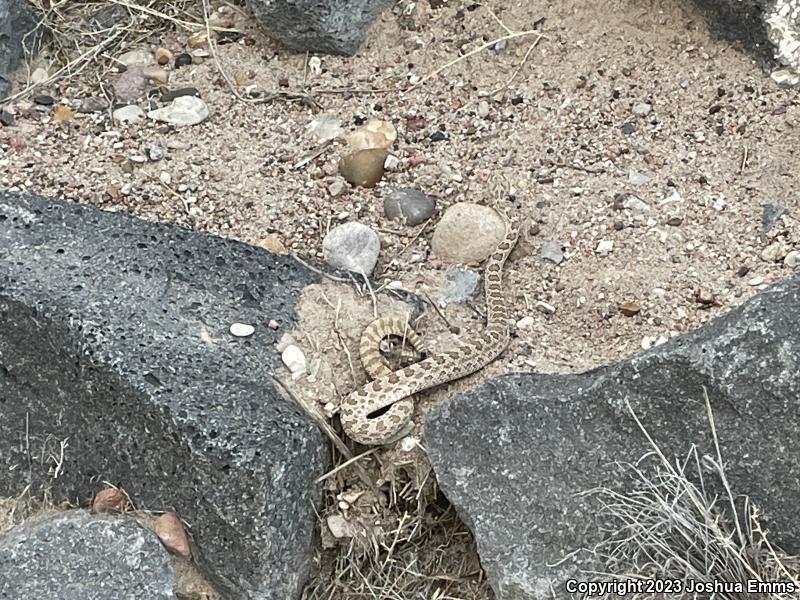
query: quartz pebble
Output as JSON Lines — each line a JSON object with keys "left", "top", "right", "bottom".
{"left": 322, "top": 222, "right": 380, "bottom": 275}
{"left": 112, "top": 105, "right": 145, "bottom": 124}
{"left": 230, "top": 322, "right": 255, "bottom": 337}
{"left": 540, "top": 241, "right": 564, "bottom": 264}
{"left": 281, "top": 345, "right": 307, "bottom": 379}
{"left": 148, "top": 96, "right": 209, "bottom": 126}
{"left": 516, "top": 316, "right": 535, "bottom": 330}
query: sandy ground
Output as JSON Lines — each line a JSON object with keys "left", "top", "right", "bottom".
{"left": 2, "top": 0, "right": 799, "bottom": 597}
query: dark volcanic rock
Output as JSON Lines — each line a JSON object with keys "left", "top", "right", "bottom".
{"left": 0, "top": 192, "right": 327, "bottom": 599}
{"left": 249, "top": 0, "right": 390, "bottom": 55}
{"left": 0, "top": 0, "right": 45, "bottom": 100}
{"left": 426, "top": 274, "right": 800, "bottom": 599}
{"left": 0, "top": 510, "right": 174, "bottom": 599}
{"left": 690, "top": 0, "right": 800, "bottom": 72}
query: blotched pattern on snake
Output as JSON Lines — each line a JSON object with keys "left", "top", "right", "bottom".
{"left": 340, "top": 205, "right": 520, "bottom": 445}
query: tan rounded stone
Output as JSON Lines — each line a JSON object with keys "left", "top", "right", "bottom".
{"left": 338, "top": 149, "right": 387, "bottom": 188}
{"left": 430, "top": 203, "right": 505, "bottom": 263}
{"left": 154, "top": 512, "right": 191, "bottom": 557}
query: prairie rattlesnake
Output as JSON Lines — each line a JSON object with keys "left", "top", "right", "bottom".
{"left": 340, "top": 203, "right": 521, "bottom": 445}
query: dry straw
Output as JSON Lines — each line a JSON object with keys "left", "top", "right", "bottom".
{"left": 585, "top": 389, "right": 799, "bottom": 600}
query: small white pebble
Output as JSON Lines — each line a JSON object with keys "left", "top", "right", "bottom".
{"left": 595, "top": 240, "right": 614, "bottom": 255}
{"left": 785, "top": 250, "right": 799, "bottom": 268}
{"left": 267, "top": 319, "right": 279, "bottom": 330}
{"left": 384, "top": 154, "right": 401, "bottom": 170}
{"left": 398, "top": 436, "right": 420, "bottom": 452}
{"left": 281, "top": 344, "right": 306, "bottom": 378}
{"left": 748, "top": 276, "right": 765, "bottom": 286}
{"left": 535, "top": 301, "right": 556, "bottom": 315}
{"left": 230, "top": 322, "right": 255, "bottom": 337}
{"left": 516, "top": 316, "right": 535, "bottom": 330}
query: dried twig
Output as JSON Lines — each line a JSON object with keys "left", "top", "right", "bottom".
{"left": 407, "top": 29, "right": 546, "bottom": 93}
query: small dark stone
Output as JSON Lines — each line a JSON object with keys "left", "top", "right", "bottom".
{"left": 430, "top": 130, "right": 446, "bottom": 142}
{"left": 77, "top": 97, "right": 108, "bottom": 114}
{"left": 620, "top": 122, "right": 636, "bottom": 135}
{"left": 613, "top": 220, "right": 624, "bottom": 231}
{"left": 743, "top": 84, "right": 755, "bottom": 93}
{"left": 32, "top": 94, "right": 55, "bottom": 106}
{"left": 511, "top": 96, "right": 524, "bottom": 105}
{"left": 708, "top": 104, "right": 723, "bottom": 114}
{"left": 762, "top": 203, "right": 787, "bottom": 234}
{"left": 217, "top": 31, "right": 243, "bottom": 45}
{"left": 737, "top": 265, "right": 751, "bottom": 277}
{"left": 384, "top": 188, "right": 436, "bottom": 226}
{"left": 278, "top": 77, "right": 290, "bottom": 87}
{"left": 717, "top": 87, "right": 726, "bottom": 97}
{"left": 174, "top": 53, "right": 192, "bottom": 68}
{"left": 622, "top": 67, "right": 632, "bottom": 76}
{"left": 0, "top": 109, "right": 15, "bottom": 126}
{"left": 353, "top": 115, "right": 366, "bottom": 126}
{"left": 160, "top": 87, "right": 201, "bottom": 102}
{"left": 666, "top": 216, "right": 683, "bottom": 226}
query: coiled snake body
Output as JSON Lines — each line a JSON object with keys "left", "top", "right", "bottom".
{"left": 340, "top": 206, "right": 520, "bottom": 445}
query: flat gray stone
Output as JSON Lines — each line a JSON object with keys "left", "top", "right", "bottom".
{"left": 540, "top": 241, "right": 564, "bottom": 265}
{"left": 0, "top": 192, "right": 327, "bottom": 599}
{"left": 426, "top": 273, "right": 800, "bottom": 599}
{"left": 0, "top": 0, "right": 44, "bottom": 100}
{"left": 249, "top": 0, "right": 390, "bottom": 55}
{"left": 0, "top": 510, "right": 174, "bottom": 599}
{"left": 440, "top": 268, "right": 479, "bottom": 305}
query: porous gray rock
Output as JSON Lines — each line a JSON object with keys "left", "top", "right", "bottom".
{"left": 690, "top": 0, "right": 800, "bottom": 72}
{"left": 322, "top": 221, "right": 380, "bottom": 275}
{"left": 248, "top": 0, "right": 390, "bottom": 55}
{"left": 384, "top": 188, "right": 437, "bottom": 226}
{"left": 0, "top": 510, "right": 175, "bottom": 599}
{"left": 0, "top": 192, "right": 327, "bottom": 599}
{"left": 0, "top": 0, "right": 44, "bottom": 100}
{"left": 426, "top": 273, "right": 800, "bottom": 599}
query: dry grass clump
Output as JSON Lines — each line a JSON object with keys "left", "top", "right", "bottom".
{"left": 301, "top": 447, "right": 493, "bottom": 600}
{"left": 8, "top": 0, "right": 207, "bottom": 102}
{"left": 0, "top": 485, "right": 62, "bottom": 535}
{"left": 587, "top": 392, "right": 800, "bottom": 600}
